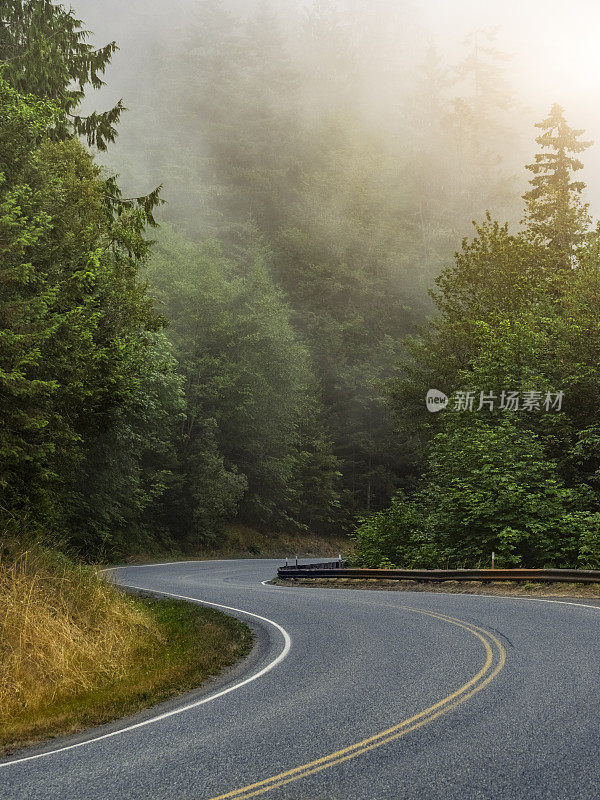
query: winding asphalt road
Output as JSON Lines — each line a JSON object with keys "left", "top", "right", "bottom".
{"left": 2, "top": 559, "right": 600, "bottom": 799}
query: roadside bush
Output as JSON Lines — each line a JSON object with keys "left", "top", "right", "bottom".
{"left": 351, "top": 491, "right": 438, "bottom": 568}
{"left": 576, "top": 513, "right": 600, "bottom": 569}
{"left": 353, "top": 418, "right": 600, "bottom": 569}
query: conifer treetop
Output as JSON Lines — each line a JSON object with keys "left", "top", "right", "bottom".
{"left": 0, "top": 0, "right": 123, "bottom": 150}
{"left": 523, "top": 103, "right": 593, "bottom": 260}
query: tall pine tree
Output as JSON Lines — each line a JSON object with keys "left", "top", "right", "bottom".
{"left": 523, "top": 103, "right": 593, "bottom": 264}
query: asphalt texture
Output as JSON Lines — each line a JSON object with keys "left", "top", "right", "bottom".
{"left": 2, "top": 558, "right": 600, "bottom": 800}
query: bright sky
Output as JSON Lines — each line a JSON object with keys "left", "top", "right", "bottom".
{"left": 420, "top": 0, "right": 600, "bottom": 209}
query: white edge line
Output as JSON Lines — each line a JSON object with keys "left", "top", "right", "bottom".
{"left": 483, "top": 594, "right": 600, "bottom": 611}
{"left": 0, "top": 584, "right": 291, "bottom": 769}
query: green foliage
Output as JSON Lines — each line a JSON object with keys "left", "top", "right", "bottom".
{"left": 62, "top": 331, "right": 186, "bottom": 555}
{"left": 423, "top": 418, "right": 586, "bottom": 567}
{"left": 351, "top": 491, "right": 432, "bottom": 568}
{"left": 0, "top": 76, "right": 175, "bottom": 556}
{"left": 145, "top": 227, "right": 341, "bottom": 534}
{"left": 0, "top": 0, "right": 123, "bottom": 150}
{"left": 0, "top": 0, "right": 162, "bottom": 230}
{"left": 7, "top": 3, "right": 600, "bottom": 565}
{"left": 576, "top": 516, "right": 600, "bottom": 569}
{"left": 363, "top": 106, "right": 600, "bottom": 570}
{"left": 354, "top": 417, "right": 600, "bottom": 568}
{"left": 0, "top": 4, "right": 344, "bottom": 554}
{"left": 0, "top": 79, "right": 60, "bottom": 521}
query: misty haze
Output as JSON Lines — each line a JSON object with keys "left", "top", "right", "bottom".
{"left": 2, "top": 2, "right": 600, "bottom": 798}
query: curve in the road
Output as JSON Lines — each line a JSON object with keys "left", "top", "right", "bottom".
{"left": 205, "top": 607, "right": 505, "bottom": 799}
{"left": 0, "top": 567, "right": 505, "bottom": 796}
{"left": 3, "top": 559, "right": 600, "bottom": 800}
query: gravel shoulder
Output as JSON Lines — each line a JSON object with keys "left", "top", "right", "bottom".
{"left": 274, "top": 575, "right": 600, "bottom": 599}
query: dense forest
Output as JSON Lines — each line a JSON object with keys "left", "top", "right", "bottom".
{"left": 355, "top": 105, "right": 600, "bottom": 568}
{"left": 1, "top": 0, "right": 599, "bottom": 568}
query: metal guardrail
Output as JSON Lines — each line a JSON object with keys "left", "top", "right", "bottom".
{"left": 277, "top": 562, "right": 600, "bottom": 584}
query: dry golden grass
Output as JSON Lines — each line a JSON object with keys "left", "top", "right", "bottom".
{"left": 0, "top": 549, "right": 160, "bottom": 725}
{"left": 0, "top": 547, "right": 252, "bottom": 754}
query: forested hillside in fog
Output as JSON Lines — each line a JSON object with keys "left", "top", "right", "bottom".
{"left": 3, "top": 0, "right": 600, "bottom": 566}
{"left": 79, "top": 1, "right": 527, "bottom": 540}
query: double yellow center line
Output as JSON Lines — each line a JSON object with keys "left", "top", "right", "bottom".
{"left": 206, "top": 606, "right": 506, "bottom": 800}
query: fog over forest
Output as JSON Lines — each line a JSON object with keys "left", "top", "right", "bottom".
{"left": 74, "top": 0, "right": 600, "bottom": 214}
{"left": 5, "top": 0, "right": 600, "bottom": 778}
{"left": 63, "top": 0, "right": 600, "bottom": 538}
{"left": 4, "top": 0, "right": 600, "bottom": 561}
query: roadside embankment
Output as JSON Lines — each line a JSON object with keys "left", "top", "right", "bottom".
{"left": 0, "top": 548, "right": 252, "bottom": 755}
{"left": 123, "top": 524, "right": 350, "bottom": 563}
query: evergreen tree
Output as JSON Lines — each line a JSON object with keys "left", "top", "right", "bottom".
{"left": 448, "top": 28, "right": 519, "bottom": 219}
{"left": 0, "top": 0, "right": 162, "bottom": 230}
{"left": 145, "top": 227, "right": 342, "bottom": 533}
{"left": 0, "top": 76, "right": 175, "bottom": 555}
{"left": 0, "top": 0, "right": 123, "bottom": 149}
{"left": 453, "top": 29, "right": 512, "bottom": 143}
{"left": 63, "top": 331, "right": 187, "bottom": 555}
{"left": 0, "top": 80, "right": 60, "bottom": 523}
{"left": 523, "top": 103, "right": 593, "bottom": 263}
